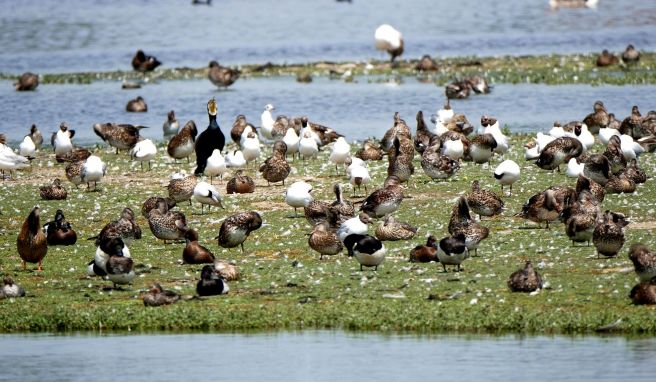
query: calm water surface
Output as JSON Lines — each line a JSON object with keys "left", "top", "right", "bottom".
{"left": 1, "top": 331, "right": 656, "bottom": 382}
{"left": 0, "top": 77, "right": 654, "bottom": 145}
{"left": 1, "top": 0, "right": 655, "bottom": 73}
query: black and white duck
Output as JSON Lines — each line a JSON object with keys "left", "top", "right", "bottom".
{"left": 197, "top": 265, "right": 229, "bottom": 296}
{"left": 344, "top": 234, "right": 386, "bottom": 271}
{"left": 436, "top": 234, "right": 468, "bottom": 272}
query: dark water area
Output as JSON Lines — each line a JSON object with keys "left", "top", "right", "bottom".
{"left": 1, "top": 0, "right": 655, "bottom": 74}
{"left": 1, "top": 332, "right": 656, "bottom": 382}
{"left": 1, "top": 77, "right": 654, "bottom": 145}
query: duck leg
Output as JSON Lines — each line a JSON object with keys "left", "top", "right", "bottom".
{"left": 38, "top": 260, "right": 43, "bottom": 272}
{"left": 22, "top": 260, "right": 26, "bottom": 270}
{"left": 241, "top": 242, "right": 245, "bottom": 253}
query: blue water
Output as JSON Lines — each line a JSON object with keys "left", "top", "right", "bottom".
{"left": 1, "top": 332, "right": 655, "bottom": 382}
{"left": 0, "top": 0, "right": 654, "bottom": 74}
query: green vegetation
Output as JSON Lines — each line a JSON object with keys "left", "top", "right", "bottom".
{"left": 0, "top": 134, "right": 655, "bottom": 334}
{"left": 1, "top": 52, "right": 654, "bottom": 86}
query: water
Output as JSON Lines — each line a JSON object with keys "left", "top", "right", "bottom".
{"left": 1, "top": 77, "right": 654, "bottom": 145}
{"left": 1, "top": 0, "right": 654, "bottom": 74}
{"left": 1, "top": 331, "right": 655, "bottom": 381}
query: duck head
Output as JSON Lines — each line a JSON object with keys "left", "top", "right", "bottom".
{"left": 207, "top": 98, "right": 218, "bottom": 116}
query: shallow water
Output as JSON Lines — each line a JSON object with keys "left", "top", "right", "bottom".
{"left": 1, "top": 331, "right": 655, "bottom": 381}
{"left": 0, "top": 77, "right": 654, "bottom": 145}
{"left": 1, "top": 0, "right": 654, "bottom": 74}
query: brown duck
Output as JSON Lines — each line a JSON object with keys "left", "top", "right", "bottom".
{"left": 374, "top": 215, "right": 417, "bottom": 241}
{"left": 17, "top": 206, "right": 48, "bottom": 271}
{"left": 507, "top": 261, "right": 543, "bottom": 293}
{"left": 466, "top": 180, "right": 504, "bottom": 219}
{"left": 39, "top": 178, "right": 67, "bottom": 200}
{"left": 355, "top": 140, "right": 384, "bottom": 161}
{"left": 596, "top": 50, "right": 618, "bottom": 67}
{"left": 226, "top": 170, "right": 256, "bottom": 194}
{"left": 409, "top": 235, "right": 439, "bottom": 263}
{"left": 43, "top": 209, "right": 77, "bottom": 246}
{"left": 143, "top": 284, "right": 180, "bottom": 307}
{"left": 259, "top": 141, "right": 291, "bottom": 186}
{"left": 126, "top": 96, "right": 147, "bottom": 112}
{"left": 308, "top": 222, "right": 343, "bottom": 259}
{"left": 141, "top": 196, "right": 177, "bottom": 219}
{"left": 593, "top": 210, "right": 629, "bottom": 258}
{"left": 182, "top": 229, "right": 216, "bottom": 264}
{"left": 217, "top": 211, "right": 263, "bottom": 252}
{"left": 167, "top": 120, "right": 198, "bottom": 162}
{"left": 448, "top": 196, "right": 489, "bottom": 256}
{"left": 628, "top": 243, "right": 656, "bottom": 282}
{"left": 208, "top": 60, "right": 240, "bottom": 89}
{"left": 132, "top": 50, "right": 161, "bottom": 72}
{"left": 93, "top": 123, "right": 145, "bottom": 154}
{"left": 14, "top": 72, "right": 38, "bottom": 91}
{"left": 582, "top": 100, "right": 609, "bottom": 134}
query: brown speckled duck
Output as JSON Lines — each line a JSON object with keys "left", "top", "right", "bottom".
{"left": 226, "top": 170, "right": 256, "bottom": 194}
{"left": 167, "top": 120, "right": 197, "bottom": 162}
{"left": 355, "top": 140, "right": 384, "bottom": 161}
{"left": 360, "top": 175, "right": 404, "bottom": 218}
{"left": 447, "top": 197, "right": 489, "bottom": 256}
{"left": 182, "top": 229, "right": 215, "bottom": 264}
{"left": 148, "top": 199, "right": 188, "bottom": 243}
{"left": 625, "top": 159, "right": 647, "bottom": 184}
{"left": 39, "top": 178, "right": 67, "bottom": 200}
{"left": 14, "top": 72, "right": 38, "bottom": 91}
{"left": 381, "top": 112, "right": 411, "bottom": 151}
{"left": 259, "top": 141, "right": 291, "bottom": 186}
{"left": 421, "top": 142, "right": 460, "bottom": 180}
{"left": 561, "top": 190, "right": 599, "bottom": 246}
{"left": 167, "top": 174, "right": 198, "bottom": 205}
{"left": 91, "top": 207, "right": 142, "bottom": 247}
{"left": 467, "top": 133, "right": 497, "bottom": 164}
{"left": 583, "top": 154, "right": 611, "bottom": 186}
{"left": 55, "top": 147, "right": 91, "bottom": 163}
{"left": 605, "top": 171, "right": 636, "bottom": 194}
{"left": 387, "top": 136, "right": 414, "bottom": 183}
{"left": 593, "top": 210, "right": 629, "bottom": 258}
{"left": 629, "top": 279, "right": 656, "bottom": 305}
{"left": 628, "top": 243, "right": 656, "bottom": 282}
{"left": 93, "top": 123, "right": 144, "bottom": 154}
{"left": 582, "top": 100, "right": 609, "bottom": 134}
{"left": 518, "top": 186, "right": 576, "bottom": 229}
{"left": 308, "top": 222, "right": 343, "bottom": 259}
{"left": 409, "top": 235, "right": 438, "bottom": 263}
{"left": 507, "top": 261, "right": 543, "bottom": 293}
{"left": 415, "top": 55, "right": 438, "bottom": 71}
{"left": 413, "top": 111, "right": 436, "bottom": 154}
{"left": 466, "top": 180, "right": 504, "bottom": 219}
{"left": 603, "top": 135, "right": 627, "bottom": 174}
{"left": 330, "top": 184, "right": 355, "bottom": 218}
{"left": 374, "top": 215, "right": 417, "bottom": 241}
{"left": 576, "top": 175, "right": 605, "bottom": 203}
{"left": 535, "top": 137, "right": 583, "bottom": 171}
{"left": 304, "top": 200, "right": 331, "bottom": 227}
{"left": 208, "top": 60, "right": 240, "bottom": 89}
{"left": 126, "top": 96, "right": 147, "bottom": 112}
{"left": 65, "top": 160, "right": 84, "bottom": 188}
{"left": 230, "top": 115, "right": 256, "bottom": 143}
{"left": 29, "top": 124, "right": 43, "bottom": 148}
{"left": 143, "top": 284, "right": 180, "bottom": 307}
{"left": 17, "top": 206, "right": 48, "bottom": 271}
{"left": 217, "top": 211, "right": 263, "bottom": 252}
{"left": 141, "top": 196, "right": 177, "bottom": 218}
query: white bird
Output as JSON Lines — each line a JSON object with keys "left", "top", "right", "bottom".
{"left": 260, "top": 104, "right": 275, "bottom": 140}
{"left": 441, "top": 136, "right": 464, "bottom": 161}
{"left": 349, "top": 163, "right": 371, "bottom": 195}
{"left": 493, "top": 159, "right": 520, "bottom": 195}
{"left": 619, "top": 135, "right": 645, "bottom": 161}
{"left": 53, "top": 126, "right": 74, "bottom": 156}
{"left": 346, "top": 156, "right": 367, "bottom": 178}
{"left": 88, "top": 242, "right": 131, "bottom": 277}
{"left": 284, "top": 181, "right": 313, "bottom": 217}
{"left": 282, "top": 128, "right": 300, "bottom": 160}
{"left": 130, "top": 139, "right": 157, "bottom": 171}
{"left": 337, "top": 214, "right": 371, "bottom": 243}
{"left": 536, "top": 132, "right": 556, "bottom": 153}
{"left": 329, "top": 137, "right": 351, "bottom": 174}
{"left": 193, "top": 181, "right": 224, "bottom": 214}
{"left": 19, "top": 135, "right": 36, "bottom": 157}
{"left": 374, "top": 24, "right": 404, "bottom": 63}
{"left": 205, "top": 149, "right": 227, "bottom": 182}
{"left": 599, "top": 127, "right": 620, "bottom": 146}
{"left": 241, "top": 131, "right": 261, "bottom": 163}
{"left": 299, "top": 130, "right": 319, "bottom": 160}
{"left": 437, "top": 99, "right": 454, "bottom": 124}
{"left": 524, "top": 144, "right": 540, "bottom": 160}
{"left": 483, "top": 120, "right": 509, "bottom": 155}
{"left": 566, "top": 158, "right": 585, "bottom": 178}
{"left": 0, "top": 150, "right": 30, "bottom": 178}
{"left": 225, "top": 150, "right": 247, "bottom": 168}
{"left": 239, "top": 124, "right": 257, "bottom": 147}
{"left": 575, "top": 124, "right": 595, "bottom": 151}
{"left": 81, "top": 155, "right": 106, "bottom": 191}
{"left": 548, "top": 123, "right": 566, "bottom": 139}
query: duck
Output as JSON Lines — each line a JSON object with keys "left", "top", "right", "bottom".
{"left": 0, "top": 277, "right": 26, "bottom": 298}
{"left": 524, "top": 141, "right": 540, "bottom": 160}
{"left": 628, "top": 244, "right": 656, "bottom": 282}
{"left": 337, "top": 213, "right": 373, "bottom": 243}
{"left": 608, "top": 113, "right": 622, "bottom": 131}
{"left": 492, "top": 159, "right": 520, "bottom": 195}
{"left": 574, "top": 123, "right": 595, "bottom": 151}
{"left": 53, "top": 122, "right": 75, "bottom": 156}
{"left": 468, "top": 133, "right": 497, "bottom": 164}
{"left": 381, "top": 112, "right": 411, "bottom": 151}
{"left": 421, "top": 143, "right": 460, "bottom": 181}
{"left": 14, "top": 72, "right": 38, "bottom": 91}
{"left": 329, "top": 137, "right": 351, "bottom": 174}
{"left": 81, "top": 155, "right": 107, "bottom": 191}
{"left": 441, "top": 133, "right": 465, "bottom": 161}
{"left": 416, "top": 55, "right": 438, "bottom": 71}
{"left": 507, "top": 261, "right": 543, "bottom": 292}
{"left": 285, "top": 181, "right": 313, "bottom": 217}
{"left": 387, "top": 136, "right": 415, "bottom": 183}
{"left": 282, "top": 128, "right": 301, "bottom": 160}
{"left": 126, "top": 96, "right": 147, "bottom": 112}
{"left": 566, "top": 158, "right": 585, "bottom": 178}
{"left": 182, "top": 229, "right": 215, "bottom": 264}
{"left": 593, "top": 210, "right": 629, "bottom": 258}
{"left": 629, "top": 279, "right": 656, "bottom": 305}
{"left": 625, "top": 159, "right": 647, "bottom": 184}
{"left": 436, "top": 99, "right": 454, "bottom": 125}
{"left": 130, "top": 139, "right": 157, "bottom": 171}
{"left": 259, "top": 141, "right": 291, "bottom": 186}
{"left": 299, "top": 130, "right": 319, "bottom": 160}
{"left": 414, "top": 111, "right": 436, "bottom": 154}
{"left": 582, "top": 100, "right": 609, "bottom": 134}
{"left": 271, "top": 115, "right": 293, "bottom": 141}
{"left": 162, "top": 110, "right": 179, "bottom": 140}
{"left": 148, "top": 199, "right": 189, "bottom": 243}
{"left": 466, "top": 75, "right": 490, "bottom": 94}
{"left": 197, "top": 265, "right": 229, "bottom": 296}
{"left": 409, "top": 235, "right": 439, "bottom": 263}
{"left": 90, "top": 207, "right": 142, "bottom": 247}
{"left": 17, "top": 206, "right": 48, "bottom": 271}
{"left": 194, "top": 99, "right": 225, "bottom": 175}
{"left": 104, "top": 238, "right": 136, "bottom": 289}
{"left": 619, "top": 134, "right": 645, "bottom": 161}
{"left": 167, "top": 174, "right": 198, "bottom": 205}
{"left": 225, "top": 149, "right": 247, "bottom": 168}
{"left": 204, "top": 149, "right": 227, "bottom": 183}
{"left": 535, "top": 137, "right": 583, "bottom": 171}
{"left": 28, "top": 124, "right": 43, "bottom": 148}
{"left": 214, "top": 260, "right": 241, "bottom": 281}
{"left": 576, "top": 175, "right": 605, "bottom": 203}
{"left": 56, "top": 147, "right": 91, "bottom": 163}
{"left": 621, "top": 44, "right": 640, "bottom": 65}
{"left": 582, "top": 154, "right": 611, "bottom": 186}
{"left": 193, "top": 181, "right": 224, "bottom": 214}
{"left": 447, "top": 197, "right": 489, "bottom": 256}
{"left": 374, "top": 24, "right": 404, "bottom": 63}
{"left": 348, "top": 160, "right": 372, "bottom": 195}
{"left": 216, "top": 211, "right": 263, "bottom": 252}
{"left": 208, "top": 60, "right": 240, "bottom": 89}
{"left": 436, "top": 234, "right": 469, "bottom": 272}
{"left": 43, "top": 209, "right": 77, "bottom": 246}
{"left": 131, "top": 50, "right": 161, "bottom": 72}
{"left": 143, "top": 284, "right": 180, "bottom": 307}
{"left": 230, "top": 115, "right": 253, "bottom": 144}
{"left": 167, "top": 120, "right": 198, "bottom": 163}
{"left": 518, "top": 186, "right": 576, "bottom": 229}
{"left": 64, "top": 160, "right": 84, "bottom": 188}
{"left": 561, "top": 190, "right": 600, "bottom": 246}
{"left": 241, "top": 131, "right": 261, "bottom": 163}
{"left": 344, "top": 234, "right": 386, "bottom": 271}
{"left": 330, "top": 183, "right": 355, "bottom": 218}
{"left": 445, "top": 80, "right": 470, "bottom": 100}
{"left": 374, "top": 215, "right": 417, "bottom": 241}
{"left": 308, "top": 222, "right": 343, "bottom": 259}
{"left": 88, "top": 237, "right": 130, "bottom": 278}
{"left": 549, "top": 0, "right": 598, "bottom": 9}
{"left": 360, "top": 175, "right": 404, "bottom": 218}
{"left": 355, "top": 140, "right": 384, "bottom": 161}
{"left": 481, "top": 116, "right": 509, "bottom": 155}
{"left": 93, "top": 122, "right": 144, "bottom": 154}
{"left": 619, "top": 106, "right": 644, "bottom": 138}
{"left": 18, "top": 135, "right": 36, "bottom": 158}
{"left": 596, "top": 50, "right": 619, "bottom": 67}
{"left": 467, "top": 180, "right": 504, "bottom": 219}
{"left": 260, "top": 104, "right": 276, "bottom": 140}
{"left": 39, "top": 178, "right": 67, "bottom": 200}
{"left": 141, "top": 196, "right": 176, "bottom": 219}
{"left": 605, "top": 171, "right": 636, "bottom": 194}
{"left": 226, "top": 170, "right": 256, "bottom": 194}
{"left": 603, "top": 135, "right": 627, "bottom": 175}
